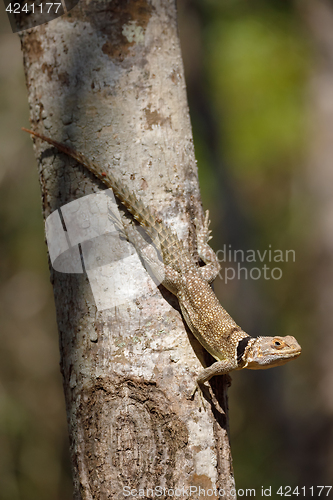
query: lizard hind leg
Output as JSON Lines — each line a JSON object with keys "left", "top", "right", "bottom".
{"left": 108, "top": 206, "right": 179, "bottom": 292}
{"left": 195, "top": 210, "right": 221, "bottom": 284}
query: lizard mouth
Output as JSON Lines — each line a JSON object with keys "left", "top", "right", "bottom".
{"left": 272, "top": 348, "right": 302, "bottom": 367}
{"left": 288, "top": 342, "right": 302, "bottom": 357}
{"left": 280, "top": 345, "right": 302, "bottom": 361}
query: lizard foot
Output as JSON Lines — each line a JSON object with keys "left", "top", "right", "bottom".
{"left": 194, "top": 210, "right": 212, "bottom": 246}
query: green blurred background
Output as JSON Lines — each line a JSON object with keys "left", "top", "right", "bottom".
{"left": 0, "top": 0, "right": 332, "bottom": 497}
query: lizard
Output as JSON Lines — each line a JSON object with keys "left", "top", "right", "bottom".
{"left": 22, "top": 127, "right": 302, "bottom": 398}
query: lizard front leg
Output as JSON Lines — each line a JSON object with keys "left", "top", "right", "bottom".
{"left": 196, "top": 358, "right": 238, "bottom": 386}
{"left": 192, "top": 358, "right": 238, "bottom": 401}
{"left": 195, "top": 210, "right": 221, "bottom": 284}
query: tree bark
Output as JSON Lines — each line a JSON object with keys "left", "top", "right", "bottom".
{"left": 19, "top": 0, "right": 235, "bottom": 498}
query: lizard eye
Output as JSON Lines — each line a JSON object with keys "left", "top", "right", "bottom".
{"left": 273, "top": 339, "right": 283, "bottom": 348}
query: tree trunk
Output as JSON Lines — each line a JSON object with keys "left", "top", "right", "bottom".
{"left": 19, "top": 0, "right": 235, "bottom": 497}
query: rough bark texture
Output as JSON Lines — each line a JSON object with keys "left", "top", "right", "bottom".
{"left": 19, "top": 0, "right": 236, "bottom": 498}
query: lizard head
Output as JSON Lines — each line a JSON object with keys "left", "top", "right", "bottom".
{"left": 241, "top": 335, "right": 301, "bottom": 370}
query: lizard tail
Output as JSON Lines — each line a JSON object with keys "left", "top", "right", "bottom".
{"left": 22, "top": 127, "right": 184, "bottom": 265}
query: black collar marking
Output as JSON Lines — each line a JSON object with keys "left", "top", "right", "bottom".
{"left": 237, "top": 336, "right": 252, "bottom": 365}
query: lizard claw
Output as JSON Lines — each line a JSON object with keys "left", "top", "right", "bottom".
{"left": 204, "top": 210, "right": 212, "bottom": 242}
{"left": 190, "top": 384, "right": 198, "bottom": 400}
{"left": 190, "top": 383, "right": 210, "bottom": 410}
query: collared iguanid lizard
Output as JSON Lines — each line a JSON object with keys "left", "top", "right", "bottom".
{"left": 23, "top": 127, "right": 302, "bottom": 401}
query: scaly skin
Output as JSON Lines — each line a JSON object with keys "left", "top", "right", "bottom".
{"left": 23, "top": 127, "right": 301, "bottom": 394}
